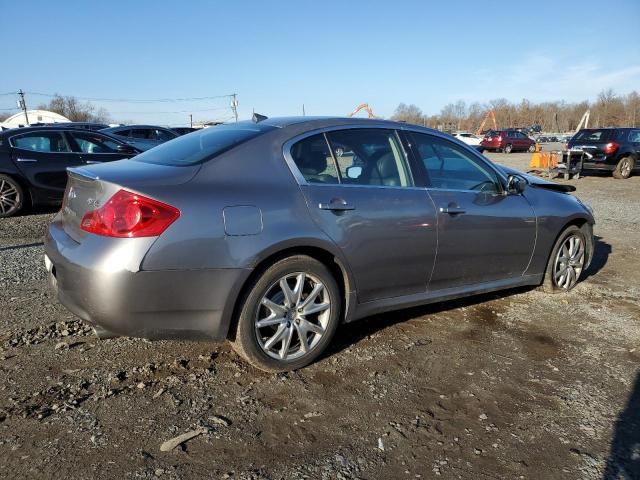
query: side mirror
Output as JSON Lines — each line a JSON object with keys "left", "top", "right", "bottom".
{"left": 345, "top": 165, "right": 362, "bottom": 179}
{"left": 507, "top": 174, "right": 526, "bottom": 194}
{"left": 116, "top": 143, "right": 136, "bottom": 154}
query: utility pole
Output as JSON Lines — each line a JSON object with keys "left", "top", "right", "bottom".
{"left": 189, "top": 114, "right": 193, "bottom": 128}
{"left": 231, "top": 94, "right": 238, "bottom": 122}
{"left": 302, "top": 104, "right": 305, "bottom": 116}
{"left": 17, "top": 89, "right": 29, "bottom": 126}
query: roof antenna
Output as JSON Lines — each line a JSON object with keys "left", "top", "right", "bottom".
{"left": 252, "top": 113, "right": 268, "bottom": 123}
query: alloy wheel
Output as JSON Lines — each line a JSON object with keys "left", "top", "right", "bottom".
{"left": 553, "top": 234, "right": 585, "bottom": 290}
{"left": 255, "top": 272, "right": 331, "bottom": 361}
{"left": 0, "top": 178, "right": 20, "bottom": 216}
{"left": 621, "top": 159, "right": 632, "bottom": 177}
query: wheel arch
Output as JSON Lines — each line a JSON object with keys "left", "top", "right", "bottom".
{"left": 224, "top": 241, "right": 356, "bottom": 341}
{"left": 548, "top": 217, "right": 594, "bottom": 272}
{"left": 0, "top": 170, "right": 33, "bottom": 209}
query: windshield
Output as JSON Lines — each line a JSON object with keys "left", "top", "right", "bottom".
{"left": 133, "top": 122, "right": 275, "bottom": 166}
{"left": 572, "top": 129, "right": 614, "bottom": 143}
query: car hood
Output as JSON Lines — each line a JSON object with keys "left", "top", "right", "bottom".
{"left": 497, "top": 165, "right": 576, "bottom": 193}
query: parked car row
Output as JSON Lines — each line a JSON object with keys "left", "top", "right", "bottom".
{"left": 0, "top": 126, "right": 140, "bottom": 217}
{"left": 0, "top": 122, "right": 205, "bottom": 217}
{"left": 537, "top": 135, "right": 572, "bottom": 143}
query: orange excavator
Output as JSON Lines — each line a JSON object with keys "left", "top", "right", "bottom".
{"left": 475, "top": 110, "right": 497, "bottom": 135}
{"left": 348, "top": 103, "right": 376, "bottom": 119}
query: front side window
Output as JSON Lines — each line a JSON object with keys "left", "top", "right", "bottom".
{"left": 412, "top": 133, "right": 500, "bottom": 192}
{"left": 69, "top": 131, "right": 120, "bottom": 153}
{"left": 326, "top": 129, "right": 413, "bottom": 187}
{"left": 152, "top": 129, "right": 177, "bottom": 141}
{"left": 12, "top": 132, "right": 70, "bottom": 153}
{"left": 290, "top": 134, "right": 339, "bottom": 184}
{"left": 113, "top": 129, "right": 131, "bottom": 138}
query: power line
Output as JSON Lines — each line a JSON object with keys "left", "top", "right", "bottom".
{"left": 25, "top": 91, "right": 236, "bottom": 103}
{"left": 109, "top": 106, "right": 231, "bottom": 114}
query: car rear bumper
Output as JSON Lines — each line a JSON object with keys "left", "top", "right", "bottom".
{"left": 44, "top": 219, "right": 250, "bottom": 341}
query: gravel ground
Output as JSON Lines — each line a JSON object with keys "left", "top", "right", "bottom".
{"left": 0, "top": 150, "right": 639, "bottom": 480}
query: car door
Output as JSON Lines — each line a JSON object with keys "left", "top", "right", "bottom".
{"left": 407, "top": 132, "right": 536, "bottom": 291}
{"left": 65, "top": 130, "right": 137, "bottom": 164}
{"left": 10, "top": 130, "right": 83, "bottom": 198}
{"left": 286, "top": 128, "right": 437, "bottom": 303}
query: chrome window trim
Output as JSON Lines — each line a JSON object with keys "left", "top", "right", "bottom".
{"left": 282, "top": 123, "right": 510, "bottom": 189}
{"left": 282, "top": 124, "right": 417, "bottom": 189}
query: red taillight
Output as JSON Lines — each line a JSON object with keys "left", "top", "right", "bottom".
{"left": 80, "top": 189, "right": 180, "bottom": 238}
{"left": 603, "top": 141, "right": 618, "bottom": 155}
{"left": 497, "top": 135, "right": 502, "bottom": 142}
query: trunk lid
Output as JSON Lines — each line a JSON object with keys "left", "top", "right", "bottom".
{"left": 61, "top": 159, "right": 199, "bottom": 242}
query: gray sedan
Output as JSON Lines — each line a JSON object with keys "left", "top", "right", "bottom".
{"left": 44, "top": 117, "right": 595, "bottom": 372}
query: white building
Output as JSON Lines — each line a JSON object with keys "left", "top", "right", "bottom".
{"left": 1, "top": 109, "right": 71, "bottom": 129}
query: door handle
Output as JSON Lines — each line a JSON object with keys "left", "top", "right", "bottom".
{"left": 439, "top": 204, "right": 466, "bottom": 215}
{"left": 319, "top": 198, "right": 355, "bottom": 211}
{"left": 16, "top": 158, "right": 38, "bottom": 163}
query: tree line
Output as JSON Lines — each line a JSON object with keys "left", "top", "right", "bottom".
{"left": 391, "top": 89, "right": 640, "bottom": 133}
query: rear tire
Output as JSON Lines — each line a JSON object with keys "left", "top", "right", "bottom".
{"left": 504, "top": 144, "right": 513, "bottom": 154}
{"left": 612, "top": 156, "right": 634, "bottom": 179}
{"left": 0, "top": 174, "right": 24, "bottom": 218}
{"left": 541, "top": 225, "right": 586, "bottom": 293}
{"left": 230, "top": 255, "right": 341, "bottom": 372}
{"left": 528, "top": 144, "right": 536, "bottom": 153}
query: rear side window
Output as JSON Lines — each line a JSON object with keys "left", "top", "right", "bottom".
{"left": 290, "top": 134, "right": 339, "bottom": 184}
{"left": 134, "top": 123, "right": 273, "bottom": 166}
{"left": 11, "top": 132, "right": 70, "bottom": 152}
{"left": 326, "top": 129, "right": 413, "bottom": 187}
{"left": 628, "top": 130, "right": 640, "bottom": 142}
{"left": 573, "top": 129, "right": 613, "bottom": 143}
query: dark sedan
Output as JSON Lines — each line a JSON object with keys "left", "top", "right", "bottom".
{"left": 0, "top": 126, "right": 139, "bottom": 217}
{"left": 101, "top": 125, "right": 179, "bottom": 151}
{"left": 45, "top": 117, "right": 595, "bottom": 372}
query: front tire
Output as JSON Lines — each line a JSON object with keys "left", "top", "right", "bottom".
{"left": 612, "top": 156, "right": 634, "bottom": 179}
{"left": 0, "top": 174, "right": 24, "bottom": 218}
{"left": 528, "top": 144, "right": 536, "bottom": 153}
{"left": 504, "top": 144, "right": 513, "bottom": 154}
{"left": 230, "top": 255, "right": 341, "bottom": 372}
{"left": 541, "top": 225, "right": 586, "bottom": 293}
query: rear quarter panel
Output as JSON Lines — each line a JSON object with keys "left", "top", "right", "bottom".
{"left": 140, "top": 130, "right": 345, "bottom": 272}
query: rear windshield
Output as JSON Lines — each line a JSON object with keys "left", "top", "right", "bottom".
{"left": 572, "top": 129, "right": 614, "bottom": 143}
{"left": 133, "top": 122, "right": 275, "bottom": 166}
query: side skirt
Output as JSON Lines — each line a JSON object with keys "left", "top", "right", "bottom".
{"left": 346, "top": 274, "right": 543, "bottom": 323}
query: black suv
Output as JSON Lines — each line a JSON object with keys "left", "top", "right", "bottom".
{"left": 0, "top": 126, "right": 140, "bottom": 217}
{"left": 565, "top": 128, "right": 640, "bottom": 179}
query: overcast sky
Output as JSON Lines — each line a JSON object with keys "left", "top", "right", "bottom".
{"left": 1, "top": 0, "right": 639, "bottom": 125}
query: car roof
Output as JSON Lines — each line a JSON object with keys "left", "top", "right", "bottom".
{"left": 102, "top": 125, "right": 173, "bottom": 130}
{"left": 0, "top": 125, "right": 104, "bottom": 136}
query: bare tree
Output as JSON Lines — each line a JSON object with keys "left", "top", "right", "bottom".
{"left": 393, "top": 89, "right": 640, "bottom": 133}
{"left": 38, "top": 94, "right": 110, "bottom": 123}
{"left": 391, "top": 103, "right": 425, "bottom": 126}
